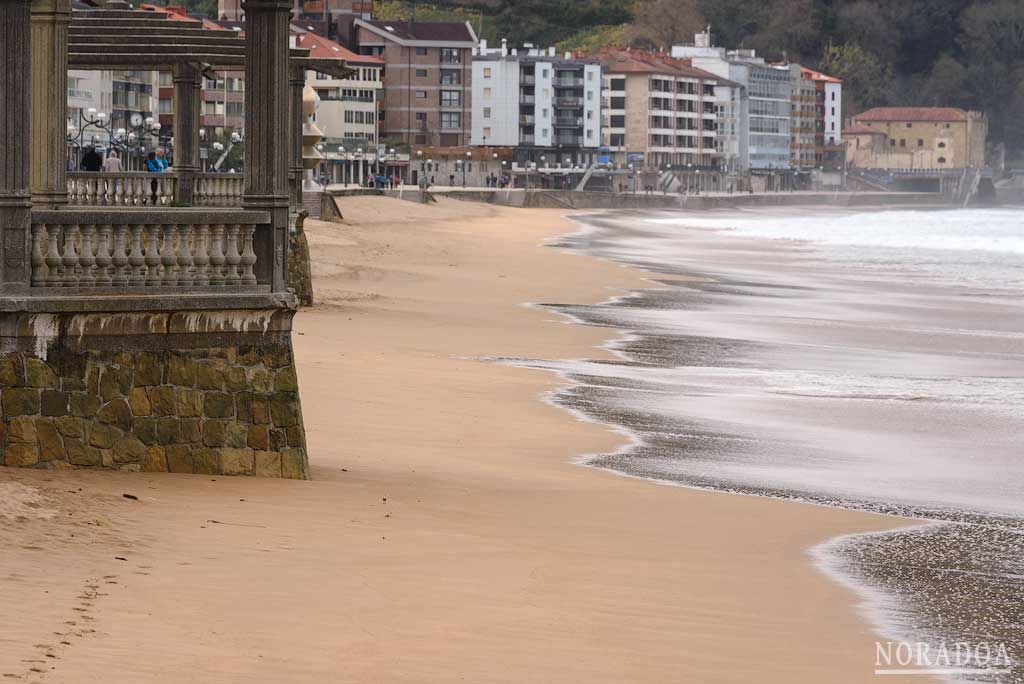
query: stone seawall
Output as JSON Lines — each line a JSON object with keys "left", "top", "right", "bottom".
{"left": 0, "top": 309, "right": 308, "bottom": 478}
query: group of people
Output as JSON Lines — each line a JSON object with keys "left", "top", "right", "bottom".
{"left": 484, "top": 173, "right": 513, "bottom": 188}
{"left": 75, "top": 147, "right": 171, "bottom": 205}
{"left": 366, "top": 173, "right": 400, "bottom": 189}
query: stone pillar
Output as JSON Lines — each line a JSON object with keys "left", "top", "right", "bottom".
{"left": 288, "top": 63, "right": 305, "bottom": 214}
{"left": 30, "top": 0, "right": 70, "bottom": 210}
{"left": 172, "top": 62, "right": 203, "bottom": 206}
{"left": 0, "top": 0, "right": 33, "bottom": 292}
{"left": 242, "top": 0, "right": 292, "bottom": 293}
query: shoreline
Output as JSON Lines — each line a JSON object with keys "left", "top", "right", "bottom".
{"left": 0, "top": 197, "right": 934, "bottom": 682}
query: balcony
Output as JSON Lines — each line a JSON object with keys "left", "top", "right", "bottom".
{"left": 519, "top": 114, "right": 535, "bottom": 125}
{"left": 520, "top": 95, "right": 535, "bottom": 105}
{"left": 554, "top": 77, "right": 583, "bottom": 88}
{"left": 554, "top": 117, "right": 583, "bottom": 128}
{"left": 521, "top": 135, "right": 536, "bottom": 145}
{"left": 554, "top": 97, "right": 583, "bottom": 108}
{"left": 520, "top": 75, "right": 536, "bottom": 85}
{"left": 555, "top": 136, "right": 584, "bottom": 146}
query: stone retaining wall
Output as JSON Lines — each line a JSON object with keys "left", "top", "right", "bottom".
{"left": 0, "top": 309, "right": 308, "bottom": 478}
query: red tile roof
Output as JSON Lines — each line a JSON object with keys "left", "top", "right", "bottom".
{"left": 800, "top": 66, "right": 841, "bottom": 83}
{"left": 294, "top": 30, "right": 383, "bottom": 64}
{"left": 594, "top": 47, "right": 737, "bottom": 86}
{"left": 360, "top": 20, "right": 475, "bottom": 43}
{"left": 855, "top": 107, "right": 969, "bottom": 122}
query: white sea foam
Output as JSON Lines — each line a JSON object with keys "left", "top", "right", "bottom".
{"left": 648, "top": 208, "right": 1024, "bottom": 255}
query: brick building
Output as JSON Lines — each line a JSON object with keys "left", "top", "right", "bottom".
{"left": 353, "top": 19, "right": 477, "bottom": 148}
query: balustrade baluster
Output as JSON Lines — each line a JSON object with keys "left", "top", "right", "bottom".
{"left": 176, "top": 225, "right": 194, "bottom": 285}
{"left": 144, "top": 225, "right": 162, "bottom": 286}
{"left": 240, "top": 225, "right": 257, "bottom": 286}
{"left": 31, "top": 224, "right": 47, "bottom": 287}
{"left": 79, "top": 225, "right": 97, "bottom": 286}
{"left": 160, "top": 225, "right": 178, "bottom": 285}
{"left": 208, "top": 224, "right": 226, "bottom": 285}
{"left": 223, "top": 224, "right": 242, "bottom": 284}
{"left": 94, "top": 225, "right": 114, "bottom": 286}
{"left": 114, "top": 177, "right": 125, "bottom": 206}
{"left": 61, "top": 224, "right": 81, "bottom": 287}
{"left": 111, "top": 225, "right": 129, "bottom": 286}
{"left": 128, "top": 225, "right": 146, "bottom": 285}
{"left": 193, "top": 224, "right": 211, "bottom": 285}
{"left": 45, "top": 225, "right": 63, "bottom": 286}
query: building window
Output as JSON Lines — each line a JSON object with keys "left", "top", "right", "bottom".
{"left": 483, "top": 67, "right": 492, "bottom": 78}
{"left": 416, "top": 69, "right": 427, "bottom": 77}
{"left": 587, "top": 71, "right": 594, "bottom": 81}
{"left": 900, "top": 139, "right": 906, "bottom": 147}
{"left": 416, "top": 112, "right": 427, "bottom": 122}
{"left": 610, "top": 78, "right": 626, "bottom": 91}
{"left": 917, "top": 139, "right": 924, "bottom": 147}
{"left": 416, "top": 47, "right": 428, "bottom": 56}
{"left": 889, "top": 140, "right": 896, "bottom": 147}
{"left": 440, "top": 48, "right": 460, "bottom": 64}
{"left": 441, "top": 90, "right": 461, "bottom": 107}
{"left": 906, "top": 123, "right": 912, "bottom": 128}
{"left": 938, "top": 141, "right": 947, "bottom": 148}
{"left": 938, "top": 156, "right": 947, "bottom": 163}
{"left": 587, "top": 130, "right": 593, "bottom": 139}
{"left": 483, "top": 127, "right": 491, "bottom": 138}
{"left": 440, "top": 112, "right": 461, "bottom": 129}
{"left": 416, "top": 90, "right": 427, "bottom": 99}
{"left": 483, "top": 107, "right": 492, "bottom": 119}
{"left": 541, "top": 108, "right": 548, "bottom": 118}
{"left": 483, "top": 87, "right": 492, "bottom": 97}
{"left": 610, "top": 115, "right": 625, "bottom": 128}
{"left": 441, "top": 69, "right": 461, "bottom": 85}
{"left": 542, "top": 68, "right": 549, "bottom": 78}
{"left": 831, "top": 92, "right": 835, "bottom": 101}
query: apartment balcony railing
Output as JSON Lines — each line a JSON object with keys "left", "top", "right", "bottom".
{"left": 554, "top": 78, "right": 584, "bottom": 88}
{"left": 520, "top": 135, "right": 536, "bottom": 145}
{"left": 67, "top": 88, "right": 93, "bottom": 99}
{"left": 554, "top": 97, "right": 583, "bottom": 108}
{"left": 520, "top": 95, "right": 536, "bottom": 105}
{"left": 29, "top": 209, "right": 270, "bottom": 294}
{"left": 554, "top": 117, "right": 583, "bottom": 127}
{"left": 520, "top": 115, "right": 535, "bottom": 125}
{"left": 520, "top": 75, "right": 536, "bottom": 85}
{"left": 555, "top": 136, "right": 584, "bottom": 146}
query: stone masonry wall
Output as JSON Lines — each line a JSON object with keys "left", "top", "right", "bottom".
{"left": 0, "top": 341, "right": 308, "bottom": 478}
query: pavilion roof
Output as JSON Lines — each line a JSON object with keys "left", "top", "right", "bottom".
{"left": 68, "top": 6, "right": 353, "bottom": 77}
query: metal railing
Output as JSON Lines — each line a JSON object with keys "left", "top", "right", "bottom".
{"left": 29, "top": 210, "right": 270, "bottom": 292}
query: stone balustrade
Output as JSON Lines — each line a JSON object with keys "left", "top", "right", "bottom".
{"left": 29, "top": 210, "right": 270, "bottom": 292}
{"left": 193, "top": 173, "right": 245, "bottom": 207}
{"left": 68, "top": 172, "right": 178, "bottom": 206}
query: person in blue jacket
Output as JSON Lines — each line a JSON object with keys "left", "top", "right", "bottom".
{"left": 145, "top": 152, "right": 162, "bottom": 205}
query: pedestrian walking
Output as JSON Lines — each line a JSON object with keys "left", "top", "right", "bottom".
{"left": 80, "top": 146, "right": 102, "bottom": 172}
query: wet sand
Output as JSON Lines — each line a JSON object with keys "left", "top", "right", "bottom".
{"left": 0, "top": 198, "right": 929, "bottom": 683}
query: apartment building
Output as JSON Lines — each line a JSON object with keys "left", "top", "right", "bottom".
{"left": 297, "top": 30, "right": 384, "bottom": 146}
{"left": 67, "top": 70, "right": 113, "bottom": 124}
{"left": 471, "top": 40, "right": 601, "bottom": 166}
{"left": 673, "top": 32, "right": 795, "bottom": 172}
{"left": 845, "top": 107, "right": 987, "bottom": 170}
{"left": 353, "top": 19, "right": 477, "bottom": 148}
{"left": 790, "top": 69, "right": 817, "bottom": 169}
{"left": 596, "top": 48, "right": 731, "bottom": 171}
{"left": 801, "top": 67, "right": 843, "bottom": 167}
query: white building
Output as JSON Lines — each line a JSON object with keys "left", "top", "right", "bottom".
{"left": 296, "top": 30, "right": 384, "bottom": 147}
{"left": 471, "top": 40, "right": 601, "bottom": 167}
{"left": 673, "top": 32, "right": 794, "bottom": 173}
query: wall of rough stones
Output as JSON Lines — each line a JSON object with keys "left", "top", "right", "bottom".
{"left": 0, "top": 341, "right": 308, "bottom": 478}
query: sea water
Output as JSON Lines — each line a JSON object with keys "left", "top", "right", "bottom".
{"left": 529, "top": 207, "right": 1024, "bottom": 683}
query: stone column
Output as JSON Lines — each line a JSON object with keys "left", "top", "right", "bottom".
{"left": 288, "top": 63, "right": 305, "bottom": 214}
{"left": 30, "top": 0, "right": 70, "bottom": 209}
{"left": 0, "top": 0, "right": 33, "bottom": 291}
{"left": 242, "top": 0, "right": 292, "bottom": 292}
{"left": 172, "top": 62, "right": 203, "bottom": 206}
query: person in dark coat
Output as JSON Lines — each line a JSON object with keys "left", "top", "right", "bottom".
{"left": 80, "top": 147, "right": 102, "bottom": 172}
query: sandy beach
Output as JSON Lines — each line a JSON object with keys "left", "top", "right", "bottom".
{"left": 0, "top": 197, "right": 928, "bottom": 683}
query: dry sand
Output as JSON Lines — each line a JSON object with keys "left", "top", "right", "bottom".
{"left": 0, "top": 197, "right": 928, "bottom": 683}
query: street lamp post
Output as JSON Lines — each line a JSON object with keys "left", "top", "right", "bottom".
{"left": 463, "top": 151, "right": 471, "bottom": 186}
